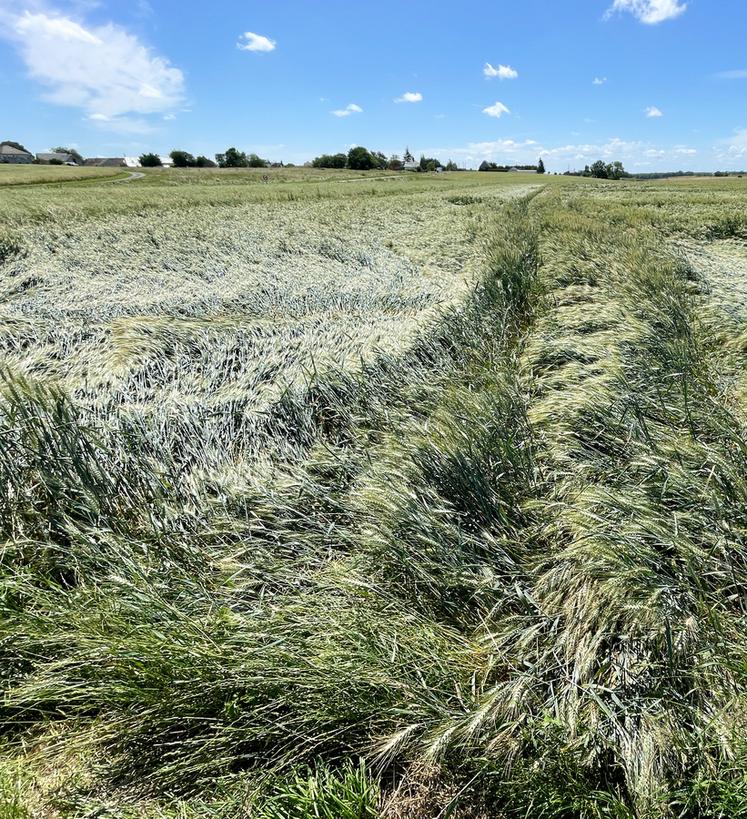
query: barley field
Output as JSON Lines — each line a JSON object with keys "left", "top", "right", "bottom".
{"left": 0, "top": 165, "right": 124, "bottom": 187}
{"left": 3, "top": 168, "right": 747, "bottom": 818}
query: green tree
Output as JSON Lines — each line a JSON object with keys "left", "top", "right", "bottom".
{"left": 247, "top": 153, "right": 269, "bottom": 168}
{"left": 53, "top": 146, "right": 84, "bottom": 164}
{"left": 216, "top": 148, "right": 247, "bottom": 168}
{"left": 590, "top": 160, "right": 608, "bottom": 179}
{"left": 312, "top": 153, "right": 347, "bottom": 169}
{"left": 387, "top": 155, "right": 404, "bottom": 171}
{"left": 169, "top": 150, "right": 196, "bottom": 168}
{"left": 445, "top": 160, "right": 458, "bottom": 171}
{"left": 403, "top": 147, "right": 415, "bottom": 163}
{"left": 194, "top": 156, "right": 216, "bottom": 168}
{"left": 139, "top": 153, "right": 162, "bottom": 167}
{"left": 419, "top": 155, "right": 442, "bottom": 172}
{"left": 537, "top": 157, "right": 546, "bottom": 174}
{"left": 347, "top": 146, "right": 375, "bottom": 170}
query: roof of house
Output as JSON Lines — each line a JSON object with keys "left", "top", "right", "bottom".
{"left": 37, "top": 152, "right": 76, "bottom": 163}
{"left": 0, "top": 143, "right": 33, "bottom": 157}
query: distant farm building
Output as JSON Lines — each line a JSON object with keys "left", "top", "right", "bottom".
{"left": 36, "top": 152, "right": 80, "bottom": 165}
{"left": 84, "top": 157, "right": 127, "bottom": 167}
{"left": 403, "top": 158, "right": 419, "bottom": 171}
{"left": 0, "top": 142, "right": 33, "bottom": 164}
{"left": 510, "top": 167, "right": 536, "bottom": 173}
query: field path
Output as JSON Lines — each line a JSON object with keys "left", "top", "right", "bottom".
{"left": 115, "top": 171, "right": 145, "bottom": 183}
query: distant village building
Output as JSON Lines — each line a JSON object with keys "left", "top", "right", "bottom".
{"left": 36, "top": 152, "right": 80, "bottom": 165}
{"left": 0, "top": 142, "right": 33, "bottom": 164}
{"left": 510, "top": 167, "right": 536, "bottom": 173}
{"left": 84, "top": 157, "right": 127, "bottom": 167}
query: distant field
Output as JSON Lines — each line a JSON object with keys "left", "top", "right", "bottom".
{"left": 4, "top": 169, "right": 747, "bottom": 818}
{"left": 0, "top": 163, "right": 124, "bottom": 185}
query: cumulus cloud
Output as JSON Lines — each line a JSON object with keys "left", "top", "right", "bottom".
{"left": 716, "top": 129, "right": 747, "bottom": 160}
{"left": 646, "top": 106, "right": 664, "bottom": 118}
{"left": 237, "top": 31, "right": 276, "bottom": 52}
{"left": 483, "top": 101, "right": 511, "bottom": 119}
{"left": 423, "top": 136, "right": 701, "bottom": 170}
{"left": 3, "top": 9, "right": 184, "bottom": 128}
{"left": 395, "top": 91, "right": 423, "bottom": 103}
{"left": 332, "top": 103, "right": 363, "bottom": 118}
{"left": 609, "top": 0, "right": 687, "bottom": 24}
{"left": 593, "top": 77, "right": 607, "bottom": 85}
{"left": 484, "top": 63, "right": 518, "bottom": 79}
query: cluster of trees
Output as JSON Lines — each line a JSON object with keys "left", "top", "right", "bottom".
{"left": 312, "top": 146, "right": 459, "bottom": 172}
{"left": 214, "top": 148, "right": 271, "bottom": 168}
{"left": 138, "top": 149, "right": 274, "bottom": 169}
{"left": 479, "top": 159, "right": 545, "bottom": 173}
{"left": 168, "top": 151, "right": 217, "bottom": 168}
{"left": 566, "top": 160, "right": 630, "bottom": 180}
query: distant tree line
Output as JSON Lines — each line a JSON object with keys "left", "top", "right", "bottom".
{"left": 312, "top": 146, "right": 459, "bottom": 172}
{"left": 479, "top": 158, "right": 545, "bottom": 173}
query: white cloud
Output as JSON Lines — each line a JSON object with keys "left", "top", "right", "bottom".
{"left": 483, "top": 101, "right": 511, "bottom": 119}
{"left": 422, "top": 138, "right": 540, "bottom": 165}
{"left": 593, "top": 77, "right": 607, "bottom": 85}
{"left": 609, "top": 0, "right": 687, "bottom": 24}
{"left": 484, "top": 63, "right": 518, "bottom": 80}
{"left": 5, "top": 10, "right": 184, "bottom": 126}
{"left": 237, "top": 31, "right": 276, "bottom": 52}
{"left": 395, "top": 91, "right": 423, "bottom": 103}
{"left": 716, "top": 129, "right": 747, "bottom": 160}
{"left": 332, "top": 103, "right": 363, "bottom": 118}
{"left": 716, "top": 69, "right": 747, "bottom": 80}
{"left": 646, "top": 106, "right": 664, "bottom": 118}
{"left": 424, "top": 135, "right": 702, "bottom": 170}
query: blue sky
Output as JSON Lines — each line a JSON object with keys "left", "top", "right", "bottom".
{"left": 1, "top": 0, "right": 746, "bottom": 171}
